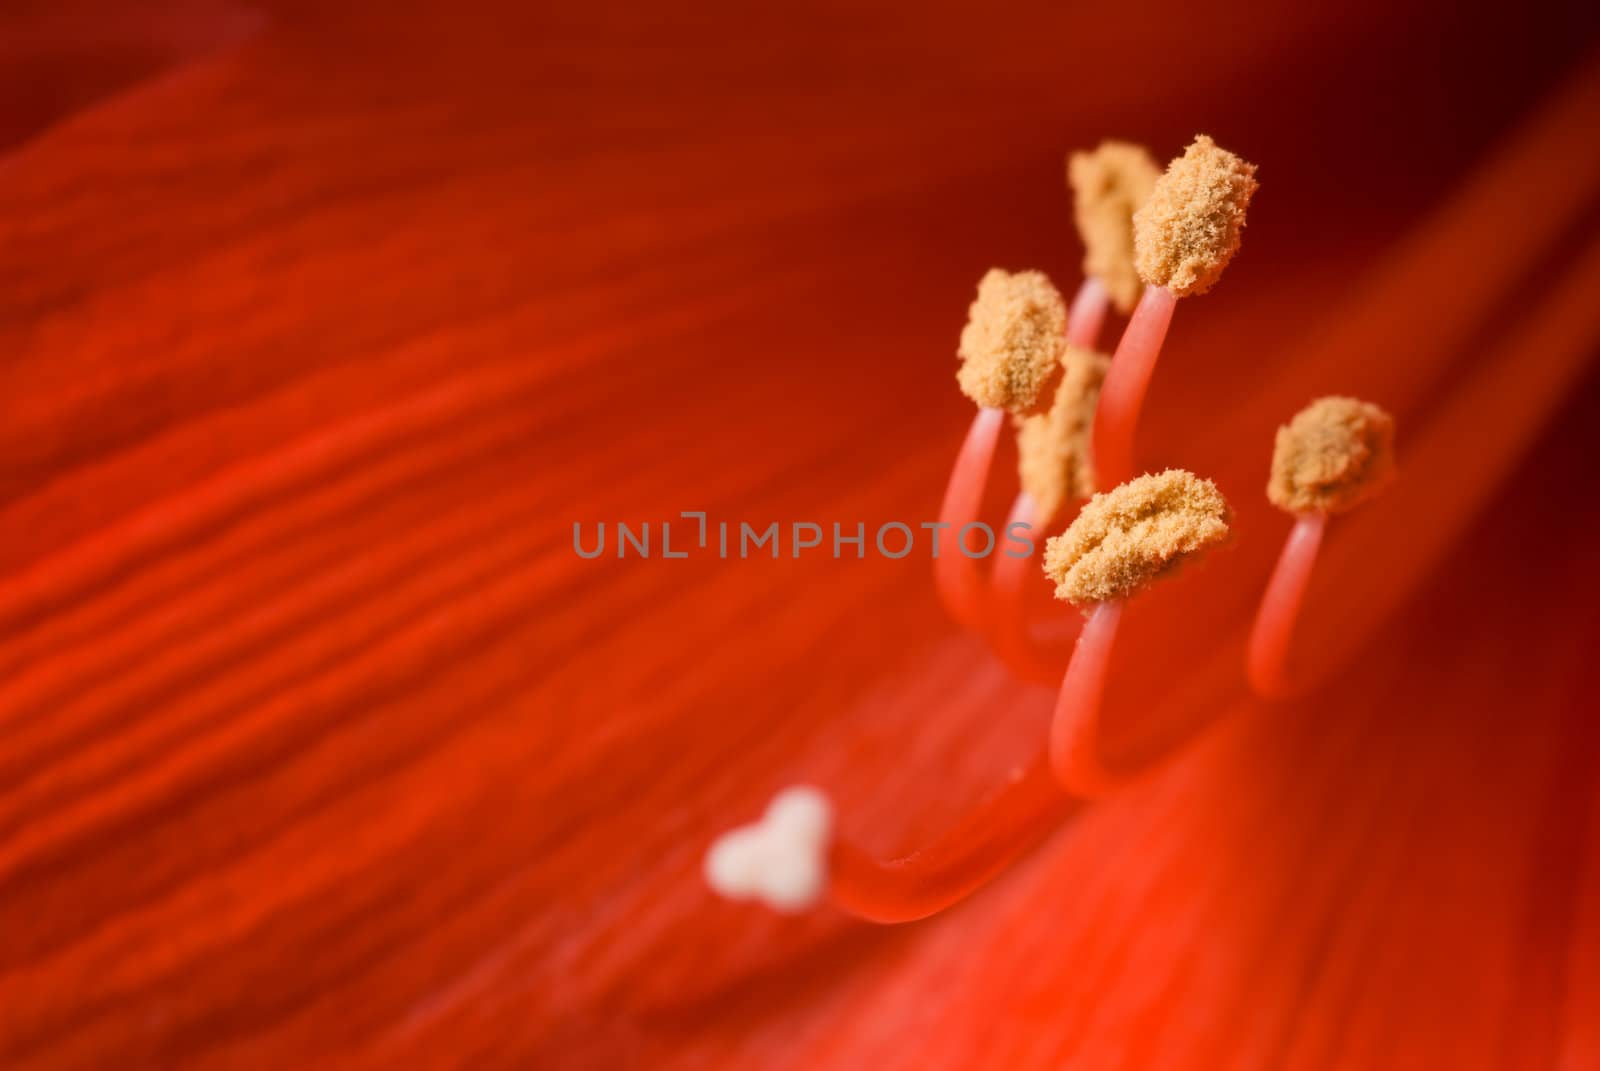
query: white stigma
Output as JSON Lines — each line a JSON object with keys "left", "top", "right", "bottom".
{"left": 704, "top": 786, "right": 833, "bottom": 913}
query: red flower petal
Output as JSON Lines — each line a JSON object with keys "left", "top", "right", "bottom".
{"left": 0, "top": 0, "right": 263, "bottom": 154}
{"left": 0, "top": 2, "right": 1596, "bottom": 1067}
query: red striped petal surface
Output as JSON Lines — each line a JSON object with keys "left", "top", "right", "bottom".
{"left": 1, "top": 2, "right": 1597, "bottom": 1067}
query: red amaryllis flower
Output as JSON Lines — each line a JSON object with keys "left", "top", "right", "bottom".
{"left": 2, "top": 1, "right": 1598, "bottom": 1067}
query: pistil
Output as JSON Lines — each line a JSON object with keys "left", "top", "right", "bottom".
{"left": 987, "top": 491, "right": 1065, "bottom": 684}
{"left": 829, "top": 753, "right": 1078, "bottom": 923}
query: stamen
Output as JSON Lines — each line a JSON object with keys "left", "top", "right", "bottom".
{"left": 1042, "top": 469, "right": 1233, "bottom": 605}
{"left": 1066, "top": 275, "right": 1111, "bottom": 350}
{"left": 938, "top": 275, "right": 1106, "bottom": 630}
{"left": 956, "top": 269, "right": 1070, "bottom": 417}
{"left": 1246, "top": 512, "right": 1326, "bottom": 700}
{"left": 828, "top": 752, "right": 1078, "bottom": 923}
{"left": 1014, "top": 346, "right": 1112, "bottom": 528}
{"left": 990, "top": 339, "right": 1113, "bottom": 678}
{"left": 1266, "top": 396, "right": 1397, "bottom": 515}
{"left": 1249, "top": 397, "right": 1396, "bottom": 698}
{"left": 1292, "top": 233, "right": 1600, "bottom": 688}
{"left": 1068, "top": 141, "right": 1162, "bottom": 314}
{"left": 1091, "top": 285, "right": 1176, "bottom": 488}
{"left": 1042, "top": 470, "right": 1233, "bottom": 794}
{"left": 705, "top": 786, "right": 833, "bottom": 913}
{"left": 1048, "top": 599, "right": 1125, "bottom": 796}
{"left": 1095, "top": 136, "right": 1258, "bottom": 486}
{"left": 703, "top": 69, "right": 1600, "bottom": 931}
{"left": 1132, "top": 135, "right": 1258, "bottom": 298}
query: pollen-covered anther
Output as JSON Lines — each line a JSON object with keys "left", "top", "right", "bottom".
{"left": 704, "top": 786, "right": 833, "bottom": 913}
{"left": 1068, "top": 141, "right": 1161, "bottom": 314}
{"left": 1133, "top": 135, "right": 1258, "bottom": 297}
{"left": 1015, "top": 346, "right": 1111, "bottom": 525}
{"left": 957, "top": 269, "right": 1068, "bottom": 417}
{"left": 1268, "top": 396, "right": 1397, "bottom": 514}
{"left": 1043, "top": 469, "right": 1233, "bottom": 606}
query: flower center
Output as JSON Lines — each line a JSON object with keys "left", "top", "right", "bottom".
{"left": 704, "top": 133, "right": 1395, "bottom": 922}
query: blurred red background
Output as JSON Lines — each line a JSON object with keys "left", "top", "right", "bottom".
{"left": 2, "top": 0, "right": 1598, "bottom": 1067}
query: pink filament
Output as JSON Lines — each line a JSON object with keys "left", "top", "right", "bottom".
{"left": 1048, "top": 599, "right": 1126, "bottom": 798}
{"left": 988, "top": 492, "right": 1075, "bottom": 683}
{"left": 1066, "top": 276, "right": 1110, "bottom": 350}
{"left": 840, "top": 277, "right": 1138, "bottom": 921}
{"left": 828, "top": 750, "right": 1078, "bottom": 923}
{"left": 936, "top": 278, "right": 1108, "bottom": 632}
{"left": 1093, "top": 285, "right": 1177, "bottom": 487}
{"left": 934, "top": 406, "right": 1005, "bottom": 630}
{"left": 1247, "top": 512, "right": 1327, "bottom": 699}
